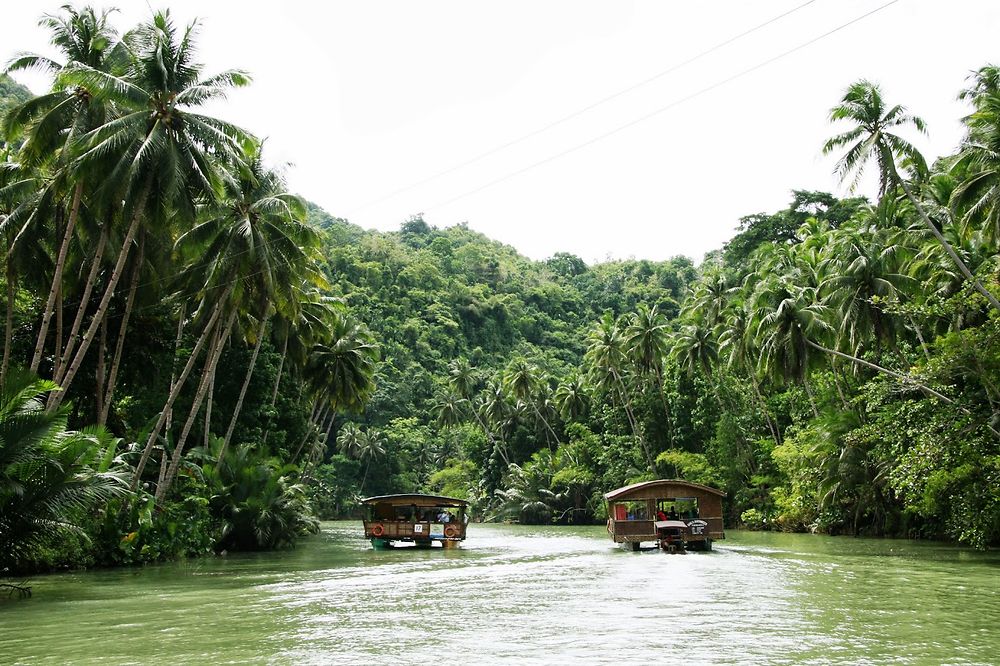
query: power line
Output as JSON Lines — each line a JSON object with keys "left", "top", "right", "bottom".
{"left": 423, "top": 0, "right": 900, "bottom": 215}
{"left": 347, "top": 0, "right": 822, "bottom": 215}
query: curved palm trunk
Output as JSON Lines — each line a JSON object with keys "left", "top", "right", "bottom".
{"left": 219, "top": 314, "right": 269, "bottom": 461}
{"left": 612, "top": 369, "right": 656, "bottom": 474}
{"left": 471, "top": 405, "right": 506, "bottom": 465}
{"left": 95, "top": 315, "right": 107, "bottom": 422}
{"left": 156, "top": 308, "right": 237, "bottom": 502}
{"left": 653, "top": 367, "right": 676, "bottom": 450}
{"left": 30, "top": 182, "right": 84, "bottom": 372}
{"left": 131, "top": 286, "right": 232, "bottom": 488}
{"left": 52, "top": 223, "right": 108, "bottom": 384}
{"left": 269, "top": 335, "right": 288, "bottom": 408}
{"left": 99, "top": 235, "right": 144, "bottom": 426}
{"left": 48, "top": 184, "right": 150, "bottom": 412}
{"left": 896, "top": 173, "right": 1000, "bottom": 313}
{"left": 742, "top": 354, "right": 781, "bottom": 446}
{"left": 203, "top": 363, "right": 216, "bottom": 449}
{"left": 806, "top": 338, "right": 953, "bottom": 404}
{"left": 531, "top": 402, "right": 561, "bottom": 448}
{"left": 293, "top": 401, "right": 330, "bottom": 464}
{"left": 164, "top": 302, "right": 189, "bottom": 433}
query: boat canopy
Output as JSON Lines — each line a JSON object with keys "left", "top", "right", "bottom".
{"left": 604, "top": 479, "right": 726, "bottom": 502}
{"left": 360, "top": 493, "right": 469, "bottom": 508}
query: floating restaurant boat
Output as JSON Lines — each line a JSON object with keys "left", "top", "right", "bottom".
{"left": 605, "top": 479, "right": 725, "bottom": 552}
{"left": 361, "top": 494, "right": 469, "bottom": 549}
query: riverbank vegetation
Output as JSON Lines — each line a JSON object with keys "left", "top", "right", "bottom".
{"left": 2, "top": 5, "right": 998, "bottom": 582}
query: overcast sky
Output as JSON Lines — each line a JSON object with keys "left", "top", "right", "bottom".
{"left": 3, "top": 1, "right": 999, "bottom": 263}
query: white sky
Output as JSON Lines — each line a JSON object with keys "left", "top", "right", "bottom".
{"left": 3, "top": 1, "right": 999, "bottom": 263}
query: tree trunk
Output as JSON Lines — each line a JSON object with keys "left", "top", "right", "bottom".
{"left": 156, "top": 308, "right": 237, "bottom": 502}
{"left": 203, "top": 363, "right": 216, "bottom": 450}
{"left": 165, "top": 302, "right": 189, "bottom": 434}
{"left": 909, "top": 316, "right": 932, "bottom": 362}
{"left": 269, "top": 334, "right": 287, "bottom": 409}
{"left": 130, "top": 286, "right": 232, "bottom": 488}
{"left": 53, "top": 224, "right": 108, "bottom": 383}
{"left": 219, "top": 313, "right": 269, "bottom": 461}
{"left": 653, "top": 367, "right": 675, "bottom": 450}
{"left": 613, "top": 369, "right": 656, "bottom": 474}
{"left": 99, "top": 235, "right": 144, "bottom": 426}
{"left": 96, "top": 315, "right": 107, "bottom": 422}
{"left": 531, "top": 401, "right": 561, "bottom": 448}
{"left": 261, "top": 335, "right": 288, "bottom": 447}
{"left": 806, "top": 338, "right": 954, "bottom": 404}
{"left": 896, "top": 173, "right": 1000, "bottom": 313}
{"left": 30, "top": 182, "right": 83, "bottom": 372}
{"left": 47, "top": 184, "right": 150, "bottom": 411}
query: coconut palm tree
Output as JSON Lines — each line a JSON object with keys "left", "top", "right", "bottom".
{"left": 584, "top": 313, "right": 654, "bottom": 473}
{"left": 48, "top": 9, "right": 253, "bottom": 412}
{"left": 951, "top": 65, "right": 1000, "bottom": 243}
{"left": 820, "top": 226, "right": 915, "bottom": 363}
{"left": 554, "top": 375, "right": 590, "bottom": 422}
{"left": 503, "top": 358, "right": 560, "bottom": 447}
{"left": 4, "top": 5, "right": 120, "bottom": 375}
{"left": 624, "top": 303, "right": 675, "bottom": 449}
{"left": 822, "top": 80, "right": 1000, "bottom": 312}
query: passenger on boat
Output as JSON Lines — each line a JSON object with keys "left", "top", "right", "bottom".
{"left": 668, "top": 507, "right": 679, "bottom": 520}
{"left": 437, "top": 510, "right": 451, "bottom": 523}
{"left": 656, "top": 509, "right": 668, "bottom": 521}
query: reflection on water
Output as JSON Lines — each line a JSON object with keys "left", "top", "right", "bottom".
{"left": 3, "top": 523, "right": 998, "bottom": 665}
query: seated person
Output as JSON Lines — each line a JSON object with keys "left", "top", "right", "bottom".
{"left": 656, "top": 509, "right": 668, "bottom": 521}
{"left": 437, "top": 510, "right": 451, "bottom": 523}
{"left": 668, "top": 506, "right": 679, "bottom": 520}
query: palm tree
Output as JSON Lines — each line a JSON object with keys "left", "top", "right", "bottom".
{"left": 4, "top": 5, "right": 120, "bottom": 375}
{"left": 584, "top": 313, "right": 655, "bottom": 473}
{"left": 48, "top": 10, "right": 253, "bottom": 412}
{"left": 554, "top": 375, "right": 590, "bottom": 422}
{"left": 199, "top": 143, "right": 320, "bottom": 460}
{"left": 951, "top": 65, "right": 1000, "bottom": 243}
{"left": 0, "top": 369, "right": 128, "bottom": 576}
{"left": 820, "top": 226, "right": 915, "bottom": 363}
{"left": 357, "top": 428, "right": 386, "bottom": 492}
{"left": 822, "top": 80, "right": 1000, "bottom": 312}
{"left": 447, "top": 357, "right": 502, "bottom": 454}
{"left": 503, "top": 358, "right": 560, "bottom": 447}
{"left": 337, "top": 422, "right": 364, "bottom": 458}
{"left": 717, "top": 302, "right": 782, "bottom": 447}
{"left": 624, "top": 303, "right": 675, "bottom": 449}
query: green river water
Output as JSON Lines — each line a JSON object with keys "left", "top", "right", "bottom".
{"left": 2, "top": 522, "right": 998, "bottom": 665}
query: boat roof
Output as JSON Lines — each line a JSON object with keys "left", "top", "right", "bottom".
{"left": 604, "top": 479, "right": 727, "bottom": 501}
{"left": 361, "top": 493, "right": 469, "bottom": 507}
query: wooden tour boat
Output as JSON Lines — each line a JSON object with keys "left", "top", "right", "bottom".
{"left": 605, "top": 479, "right": 725, "bottom": 552}
{"left": 361, "top": 494, "right": 469, "bottom": 549}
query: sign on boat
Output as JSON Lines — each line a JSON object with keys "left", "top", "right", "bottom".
{"left": 361, "top": 493, "right": 469, "bottom": 549}
{"left": 605, "top": 479, "right": 726, "bottom": 552}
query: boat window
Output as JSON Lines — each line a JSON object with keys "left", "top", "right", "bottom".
{"left": 612, "top": 501, "right": 649, "bottom": 521}
{"left": 655, "top": 498, "right": 699, "bottom": 520}
{"left": 373, "top": 503, "right": 394, "bottom": 520}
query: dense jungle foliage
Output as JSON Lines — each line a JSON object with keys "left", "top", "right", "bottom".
{"left": 2, "top": 7, "right": 999, "bottom": 584}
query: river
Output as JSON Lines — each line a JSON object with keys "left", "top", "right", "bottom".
{"left": 3, "top": 523, "right": 998, "bottom": 665}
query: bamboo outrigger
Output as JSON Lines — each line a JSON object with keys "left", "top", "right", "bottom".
{"left": 361, "top": 494, "right": 469, "bottom": 549}
{"left": 605, "top": 479, "right": 725, "bottom": 552}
